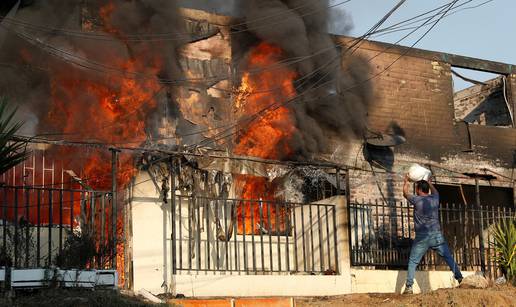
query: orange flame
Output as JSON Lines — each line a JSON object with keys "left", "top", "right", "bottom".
{"left": 234, "top": 42, "right": 298, "bottom": 234}
{"left": 234, "top": 43, "right": 297, "bottom": 160}
{"left": 44, "top": 38, "right": 161, "bottom": 191}
{"left": 34, "top": 2, "right": 168, "bottom": 285}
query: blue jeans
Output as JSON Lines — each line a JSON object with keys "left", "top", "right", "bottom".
{"left": 406, "top": 232, "right": 463, "bottom": 287}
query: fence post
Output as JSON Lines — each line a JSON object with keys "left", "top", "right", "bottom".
{"left": 170, "top": 157, "right": 177, "bottom": 275}
{"left": 110, "top": 148, "right": 120, "bottom": 269}
{"left": 344, "top": 168, "right": 352, "bottom": 267}
{"left": 475, "top": 178, "right": 486, "bottom": 275}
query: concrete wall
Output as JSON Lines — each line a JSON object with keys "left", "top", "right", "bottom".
{"left": 130, "top": 172, "right": 171, "bottom": 294}
{"left": 170, "top": 270, "right": 474, "bottom": 296}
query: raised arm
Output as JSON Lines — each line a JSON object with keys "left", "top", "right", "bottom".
{"left": 428, "top": 175, "right": 439, "bottom": 196}
{"left": 403, "top": 174, "right": 411, "bottom": 200}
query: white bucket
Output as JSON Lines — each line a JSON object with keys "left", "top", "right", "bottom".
{"left": 408, "top": 164, "right": 431, "bottom": 182}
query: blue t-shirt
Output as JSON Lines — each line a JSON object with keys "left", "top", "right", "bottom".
{"left": 407, "top": 193, "right": 441, "bottom": 234}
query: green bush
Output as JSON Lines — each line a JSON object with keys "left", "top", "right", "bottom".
{"left": 491, "top": 218, "right": 516, "bottom": 284}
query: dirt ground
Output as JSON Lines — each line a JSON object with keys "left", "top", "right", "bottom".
{"left": 0, "top": 289, "right": 169, "bottom": 307}
{"left": 0, "top": 286, "right": 514, "bottom": 307}
{"left": 296, "top": 286, "right": 516, "bottom": 307}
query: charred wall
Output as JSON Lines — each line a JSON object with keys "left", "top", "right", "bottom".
{"left": 453, "top": 77, "right": 513, "bottom": 127}
{"left": 329, "top": 37, "right": 515, "bottom": 205}
{"left": 332, "top": 37, "right": 515, "bottom": 167}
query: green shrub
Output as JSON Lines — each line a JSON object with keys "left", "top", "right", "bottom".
{"left": 491, "top": 218, "right": 516, "bottom": 284}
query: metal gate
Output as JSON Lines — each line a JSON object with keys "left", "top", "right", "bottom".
{"left": 349, "top": 200, "right": 514, "bottom": 279}
{"left": 0, "top": 185, "right": 115, "bottom": 269}
{"left": 171, "top": 195, "right": 340, "bottom": 275}
{"left": 0, "top": 149, "right": 118, "bottom": 270}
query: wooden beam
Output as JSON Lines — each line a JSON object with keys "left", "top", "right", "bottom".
{"left": 334, "top": 35, "right": 516, "bottom": 75}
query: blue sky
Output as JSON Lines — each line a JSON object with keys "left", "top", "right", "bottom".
{"left": 338, "top": 0, "right": 512, "bottom": 64}
{"left": 332, "top": 0, "right": 514, "bottom": 89}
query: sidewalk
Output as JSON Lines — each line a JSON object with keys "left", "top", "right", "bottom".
{"left": 169, "top": 297, "right": 294, "bottom": 307}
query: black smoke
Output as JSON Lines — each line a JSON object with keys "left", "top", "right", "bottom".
{"left": 0, "top": 0, "right": 186, "bottom": 139}
{"left": 244, "top": 0, "right": 373, "bottom": 159}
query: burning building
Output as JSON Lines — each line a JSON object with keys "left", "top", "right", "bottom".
{"left": 0, "top": 0, "right": 514, "bottom": 297}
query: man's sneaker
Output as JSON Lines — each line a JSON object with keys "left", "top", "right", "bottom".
{"left": 458, "top": 277, "right": 463, "bottom": 284}
{"left": 403, "top": 286, "right": 413, "bottom": 295}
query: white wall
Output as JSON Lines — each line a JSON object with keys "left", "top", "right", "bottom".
{"left": 130, "top": 171, "right": 351, "bottom": 295}
{"left": 131, "top": 171, "right": 172, "bottom": 293}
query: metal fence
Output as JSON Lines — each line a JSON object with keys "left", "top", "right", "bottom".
{"left": 349, "top": 200, "right": 514, "bottom": 278}
{"left": 171, "top": 195, "right": 339, "bottom": 275}
{"left": 0, "top": 185, "right": 115, "bottom": 269}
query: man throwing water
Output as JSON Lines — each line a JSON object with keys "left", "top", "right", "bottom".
{"left": 402, "top": 174, "right": 463, "bottom": 294}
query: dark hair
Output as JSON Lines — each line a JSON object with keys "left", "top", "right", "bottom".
{"left": 416, "top": 180, "right": 430, "bottom": 193}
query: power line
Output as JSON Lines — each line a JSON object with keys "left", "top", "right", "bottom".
{"left": 0, "top": 0, "right": 353, "bottom": 42}
{"left": 371, "top": 0, "right": 495, "bottom": 39}
{"left": 0, "top": 0, "right": 479, "bottom": 94}
{"left": 182, "top": 0, "right": 414, "bottom": 150}
{"left": 0, "top": 0, "right": 488, "bottom": 92}
{"left": 0, "top": 0, "right": 471, "bottom": 144}
{"left": 7, "top": 0, "right": 453, "bottom": 149}
{"left": 77, "top": 0, "right": 456, "bottom": 146}
{"left": 143, "top": 0, "right": 479, "bottom": 150}
{"left": 187, "top": 0, "right": 459, "bottom": 151}
{"left": 3, "top": 1, "right": 488, "bottom": 153}
{"left": 1, "top": 0, "right": 440, "bottom": 88}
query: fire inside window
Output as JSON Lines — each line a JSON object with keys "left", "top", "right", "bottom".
{"left": 235, "top": 172, "right": 345, "bottom": 236}
{"left": 237, "top": 201, "right": 291, "bottom": 236}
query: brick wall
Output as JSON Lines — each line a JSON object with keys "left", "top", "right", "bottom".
{"left": 331, "top": 38, "right": 516, "bottom": 205}
{"left": 453, "top": 77, "right": 512, "bottom": 127}
{"left": 339, "top": 39, "right": 460, "bottom": 160}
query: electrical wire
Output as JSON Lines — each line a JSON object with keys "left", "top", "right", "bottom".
{"left": 88, "top": 0, "right": 484, "bottom": 146}
{"left": 188, "top": 0, "right": 461, "bottom": 151}
{"left": 6, "top": 0, "right": 460, "bottom": 149}
{"left": 0, "top": 0, "right": 482, "bottom": 102}
{"left": 0, "top": 0, "right": 454, "bottom": 88}
{"left": 0, "top": 0, "right": 491, "bottom": 96}
{"left": 184, "top": 0, "right": 414, "bottom": 150}
{"left": 2, "top": 0, "right": 498, "bottom": 165}
{"left": 502, "top": 76, "right": 515, "bottom": 127}
{"left": 0, "top": 0, "right": 353, "bottom": 42}
{"left": 369, "top": 0, "right": 493, "bottom": 38}
{"left": 202, "top": 0, "right": 478, "bottom": 150}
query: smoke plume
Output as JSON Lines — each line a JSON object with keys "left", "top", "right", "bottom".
{"left": 244, "top": 0, "right": 372, "bottom": 159}
{"left": 0, "top": 0, "right": 186, "bottom": 141}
